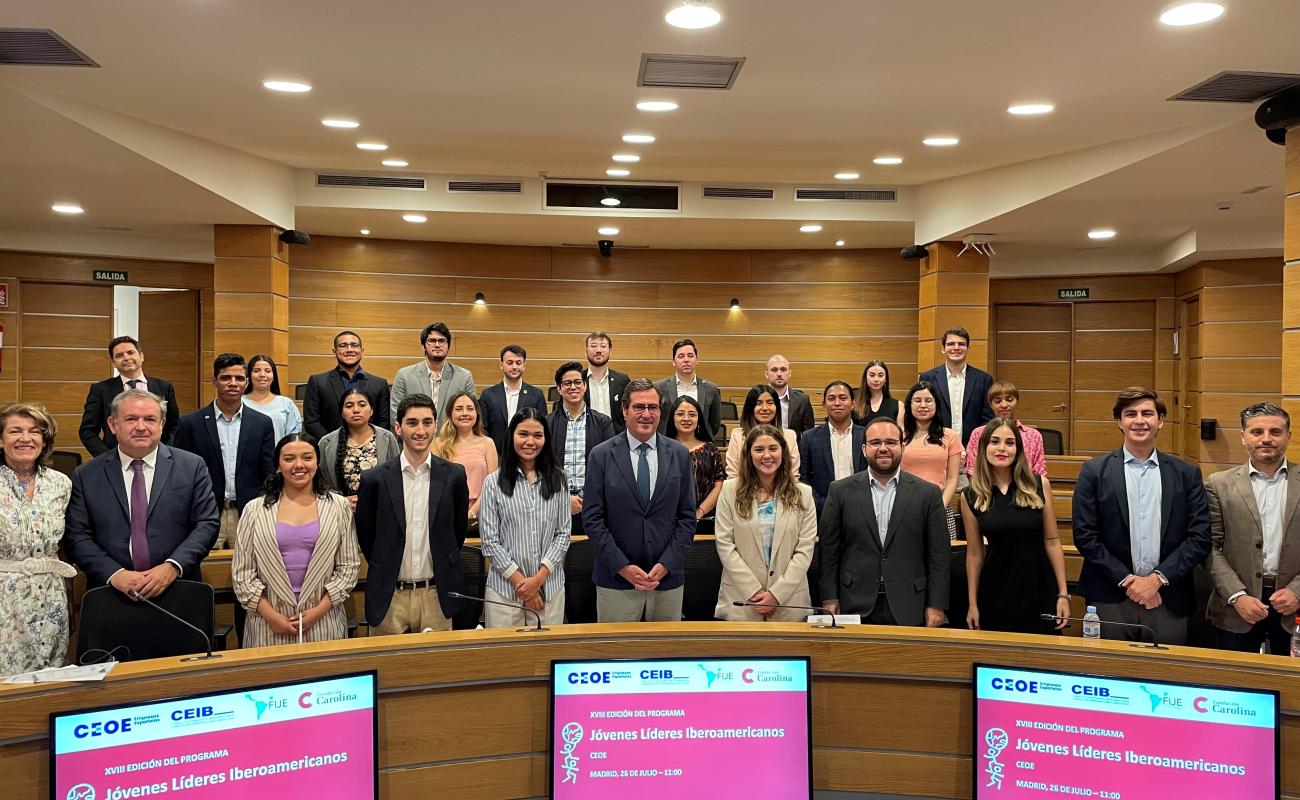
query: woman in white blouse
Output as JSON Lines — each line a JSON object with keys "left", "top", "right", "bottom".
{"left": 243, "top": 354, "right": 303, "bottom": 443}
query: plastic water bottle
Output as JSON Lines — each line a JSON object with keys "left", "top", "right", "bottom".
{"left": 1082, "top": 606, "right": 1102, "bottom": 640}
{"left": 1291, "top": 617, "right": 1300, "bottom": 657}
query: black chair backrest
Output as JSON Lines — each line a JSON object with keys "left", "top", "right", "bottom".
{"left": 681, "top": 539, "right": 723, "bottom": 621}
{"left": 76, "top": 580, "right": 214, "bottom": 663}
{"left": 548, "top": 386, "right": 561, "bottom": 404}
{"left": 1038, "top": 428, "right": 1065, "bottom": 455}
{"left": 455, "top": 544, "right": 489, "bottom": 629}
{"left": 294, "top": 383, "right": 308, "bottom": 401}
{"left": 51, "top": 450, "right": 83, "bottom": 479}
{"left": 563, "top": 537, "right": 598, "bottom": 624}
{"left": 720, "top": 401, "right": 739, "bottom": 421}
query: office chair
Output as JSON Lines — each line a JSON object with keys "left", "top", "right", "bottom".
{"left": 294, "top": 383, "right": 307, "bottom": 401}
{"left": 1037, "top": 428, "right": 1065, "bottom": 455}
{"left": 681, "top": 539, "right": 723, "bottom": 621}
{"left": 50, "top": 450, "right": 83, "bottom": 480}
{"left": 76, "top": 580, "right": 215, "bottom": 662}
{"left": 563, "top": 537, "right": 598, "bottom": 624}
{"left": 455, "top": 544, "right": 489, "bottom": 629}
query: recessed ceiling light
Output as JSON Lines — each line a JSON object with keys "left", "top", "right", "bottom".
{"left": 800, "top": 224, "right": 822, "bottom": 233}
{"left": 600, "top": 198, "right": 621, "bottom": 207}
{"left": 666, "top": 0, "right": 722, "bottom": 29}
{"left": 922, "top": 136, "right": 960, "bottom": 147}
{"left": 598, "top": 227, "right": 620, "bottom": 236}
{"left": 606, "top": 168, "right": 631, "bottom": 177}
{"left": 356, "top": 142, "right": 388, "bottom": 151}
{"left": 873, "top": 156, "right": 903, "bottom": 165}
{"left": 612, "top": 154, "right": 641, "bottom": 163}
{"left": 51, "top": 203, "right": 84, "bottom": 215}
{"left": 381, "top": 159, "right": 409, "bottom": 167}
{"left": 835, "top": 240, "right": 846, "bottom": 247}
{"left": 834, "top": 172, "right": 860, "bottom": 180}
{"left": 622, "top": 134, "right": 656, "bottom": 144}
{"left": 1159, "top": 2, "right": 1224, "bottom": 26}
{"left": 1008, "top": 103, "right": 1055, "bottom": 116}
{"left": 321, "top": 118, "right": 359, "bottom": 129}
{"left": 360, "top": 229, "right": 370, "bottom": 235}
{"left": 636, "top": 100, "right": 679, "bottom": 112}
{"left": 263, "top": 80, "right": 311, "bottom": 93}
{"left": 402, "top": 214, "right": 427, "bottom": 223}
{"left": 1088, "top": 228, "right": 1117, "bottom": 240}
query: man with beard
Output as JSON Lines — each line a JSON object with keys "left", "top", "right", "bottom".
{"left": 583, "top": 332, "right": 630, "bottom": 432}
{"left": 818, "top": 417, "right": 949, "bottom": 626}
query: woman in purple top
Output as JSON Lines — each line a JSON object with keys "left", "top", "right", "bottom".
{"left": 232, "top": 433, "right": 360, "bottom": 648}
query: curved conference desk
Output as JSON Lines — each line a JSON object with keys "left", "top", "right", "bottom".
{"left": 3, "top": 624, "right": 1299, "bottom": 799}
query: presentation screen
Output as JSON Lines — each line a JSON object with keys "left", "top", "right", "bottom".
{"left": 50, "top": 671, "right": 377, "bottom": 800}
{"left": 973, "top": 663, "right": 1278, "bottom": 800}
{"left": 550, "top": 657, "right": 811, "bottom": 799}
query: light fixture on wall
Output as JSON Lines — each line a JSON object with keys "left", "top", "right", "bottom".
{"left": 729, "top": 297, "right": 741, "bottom": 310}
{"left": 474, "top": 292, "right": 486, "bottom": 305}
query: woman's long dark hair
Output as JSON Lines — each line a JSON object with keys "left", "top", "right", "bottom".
{"left": 496, "top": 407, "right": 565, "bottom": 500}
{"left": 262, "top": 433, "right": 329, "bottom": 505}
{"left": 665, "top": 394, "right": 712, "bottom": 443}
{"left": 333, "top": 388, "right": 373, "bottom": 495}
{"left": 739, "top": 384, "right": 783, "bottom": 434}
{"left": 902, "top": 380, "right": 945, "bottom": 446}
{"left": 245, "top": 354, "right": 283, "bottom": 396}
{"left": 854, "top": 360, "right": 891, "bottom": 420}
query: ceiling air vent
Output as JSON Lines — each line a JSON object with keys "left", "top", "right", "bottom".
{"left": 0, "top": 28, "right": 98, "bottom": 67}
{"left": 638, "top": 53, "right": 745, "bottom": 90}
{"left": 447, "top": 180, "right": 523, "bottom": 193}
{"left": 1169, "top": 71, "right": 1300, "bottom": 103}
{"left": 703, "top": 186, "right": 775, "bottom": 200}
{"left": 315, "top": 173, "right": 426, "bottom": 190}
{"left": 795, "top": 188, "right": 897, "bottom": 202}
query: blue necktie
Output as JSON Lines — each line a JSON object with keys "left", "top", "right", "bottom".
{"left": 636, "top": 443, "right": 651, "bottom": 506}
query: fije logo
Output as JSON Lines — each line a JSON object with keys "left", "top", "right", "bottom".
{"left": 245, "top": 694, "right": 288, "bottom": 720}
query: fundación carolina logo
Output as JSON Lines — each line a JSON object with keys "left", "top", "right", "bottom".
{"left": 983, "top": 727, "right": 1009, "bottom": 790}
{"left": 66, "top": 783, "right": 95, "bottom": 800}
{"left": 560, "top": 722, "right": 584, "bottom": 784}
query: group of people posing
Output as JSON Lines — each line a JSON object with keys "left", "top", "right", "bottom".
{"left": 1, "top": 323, "right": 1294, "bottom": 677}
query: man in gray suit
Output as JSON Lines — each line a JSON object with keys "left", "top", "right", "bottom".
{"left": 655, "top": 338, "right": 722, "bottom": 441}
{"left": 819, "top": 417, "right": 949, "bottom": 626}
{"left": 1208, "top": 402, "right": 1300, "bottom": 655}
{"left": 390, "top": 322, "right": 477, "bottom": 421}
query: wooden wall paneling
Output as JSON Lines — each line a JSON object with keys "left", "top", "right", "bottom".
{"left": 1201, "top": 358, "right": 1282, "bottom": 394}
{"left": 990, "top": 274, "right": 1175, "bottom": 303}
{"left": 1072, "top": 300, "right": 1156, "bottom": 331}
{"left": 994, "top": 304, "right": 1071, "bottom": 331}
{"left": 1199, "top": 284, "right": 1283, "bottom": 322}
{"left": 994, "top": 361, "right": 1070, "bottom": 388}
{"left": 994, "top": 331, "right": 1070, "bottom": 360}
{"left": 1200, "top": 321, "right": 1284, "bottom": 357}
{"left": 294, "top": 236, "right": 552, "bottom": 278}
{"left": 1072, "top": 329, "right": 1155, "bottom": 360}
{"left": 0, "top": 251, "right": 212, "bottom": 290}
{"left": 550, "top": 248, "right": 752, "bottom": 281}
{"left": 1285, "top": 194, "right": 1300, "bottom": 264}
{"left": 140, "top": 290, "right": 200, "bottom": 417}
{"left": 1072, "top": 361, "right": 1155, "bottom": 390}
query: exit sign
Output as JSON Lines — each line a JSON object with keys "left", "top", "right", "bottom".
{"left": 1057, "top": 287, "right": 1090, "bottom": 300}
{"left": 93, "top": 270, "right": 128, "bottom": 283}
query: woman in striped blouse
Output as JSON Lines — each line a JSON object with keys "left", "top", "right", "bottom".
{"left": 479, "top": 407, "right": 572, "bottom": 628}
{"left": 232, "top": 433, "right": 360, "bottom": 647}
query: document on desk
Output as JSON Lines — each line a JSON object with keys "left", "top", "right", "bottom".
{"left": 3, "top": 662, "right": 116, "bottom": 684}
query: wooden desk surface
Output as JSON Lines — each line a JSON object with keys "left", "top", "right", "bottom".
{"left": 5, "top": 624, "right": 1298, "bottom": 799}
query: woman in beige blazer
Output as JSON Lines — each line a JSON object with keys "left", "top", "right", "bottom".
{"left": 232, "top": 433, "right": 360, "bottom": 648}
{"left": 714, "top": 423, "right": 817, "bottom": 621}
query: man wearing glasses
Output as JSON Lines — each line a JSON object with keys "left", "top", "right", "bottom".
{"left": 582, "top": 379, "right": 697, "bottom": 622}
{"left": 547, "top": 362, "right": 616, "bottom": 536}
{"left": 390, "top": 322, "right": 476, "bottom": 422}
{"left": 303, "top": 330, "right": 392, "bottom": 439}
{"left": 818, "top": 418, "right": 950, "bottom": 627}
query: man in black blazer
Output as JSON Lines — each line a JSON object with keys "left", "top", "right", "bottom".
{"left": 766, "top": 355, "right": 815, "bottom": 438}
{"left": 79, "top": 336, "right": 180, "bottom": 455}
{"left": 356, "top": 393, "right": 469, "bottom": 633}
{"left": 820, "top": 417, "right": 949, "bottom": 626}
{"left": 1072, "top": 387, "right": 1211, "bottom": 646}
{"left": 479, "top": 344, "right": 548, "bottom": 456}
{"left": 63, "top": 389, "right": 220, "bottom": 597}
{"left": 302, "top": 330, "right": 391, "bottom": 440}
{"left": 655, "top": 339, "right": 722, "bottom": 441}
{"left": 918, "top": 326, "right": 994, "bottom": 446}
{"left": 583, "top": 332, "right": 630, "bottom": 432}
{"left": 549, "top": 361, "right": 616, "bottom": 535}
{"left": 799, "top": 381, "right": 868, "bottom": 514}
{"left": 172, "top": 354, "right": 275, "bottom": 549}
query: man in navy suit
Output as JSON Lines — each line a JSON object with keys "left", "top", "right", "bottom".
{"left": 63, "top": 389, "right": 220, "bottom": 597}
{"left": 799, "top": 381, "right": 868, "bottom": 514}
{"left": 1072, "top": 387, "right": 1211, "bottom": 645}
{"left": 173, "top": 353, "right": 275, "bottom": 548}
{"left": 918, "top": 326, "right": 994, "bottom": 446}
{"left": 479, "top": 344, "right": 548, "bottom": 456}
{"left": 583, "top": 379, "right": 697, "bottom": 622}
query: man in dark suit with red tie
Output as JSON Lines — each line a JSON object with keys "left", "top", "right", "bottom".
{"left": 79, "top": 336, "right": 180, "bottom": 455}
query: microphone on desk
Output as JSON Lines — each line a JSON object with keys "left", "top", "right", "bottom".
{"left": 448, "top": 591, "right": 548, "bottom": 633}
{"left": 129, "top": 590, "right": 223, "bottom": 661}
{"left": 1040, "top": 613, "right": 1166, "bottom": 650}
{"left": 732, "top": 600, "right": 844, "bottom": 629}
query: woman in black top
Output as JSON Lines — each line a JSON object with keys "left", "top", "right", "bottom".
{"left": 851, "top": 360, "right": 902, "bottom": 427}
{"left": 666, "top": 395, "right": 725, "bottom": 533}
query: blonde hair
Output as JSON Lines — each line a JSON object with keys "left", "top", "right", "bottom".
{"left": 734, "top": 424, "right": 806, "bottom": 519}
{"left": 432, "top": 391, "right": 484, "bottom": 460}
{"left": 967, "top": 420, "right": 1043, "bottom": 512}
{"left": 0, "top": 402, "right": 59, "bottom": 468}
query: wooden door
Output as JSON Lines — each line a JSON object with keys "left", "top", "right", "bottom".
{"left": 1070, "top": 301, "right": 1157, "bottom": 459}
{"left": 994, "top": 303, "right": 1072, "bottom": 451}
{"left": 19, "top": 282, "right": 113, "bottom": 459}
{"left": 139, "top": 290, "right": 201, "bottom": 414}
{"left": 1177, "top": 296, "right": 1202, "bottom": 461}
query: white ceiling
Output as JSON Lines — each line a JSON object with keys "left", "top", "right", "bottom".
{"left": 0, "top": 0, "right": 1296, "bottom": 268}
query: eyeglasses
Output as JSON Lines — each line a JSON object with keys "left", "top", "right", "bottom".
{"left": 911, "top": 397, "right": 935, "bottom": 406}
{"left": 865, "top": 439, "right": 902, "bottom": 448}
{"left": 559, "top": 379, "right": 585, "bottom": 389}
{"left": 629, "top": 404, "right": 661, "bottom": 414}
{"left": 425, "top": 337, "right": 449, "bottom": 346}
{"left": 335, "top": 343, "right": 361, "bottom": 351}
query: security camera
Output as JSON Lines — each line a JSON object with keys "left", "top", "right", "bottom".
{"left": 597, "top": 239, "right": 615, "bottom": 258}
